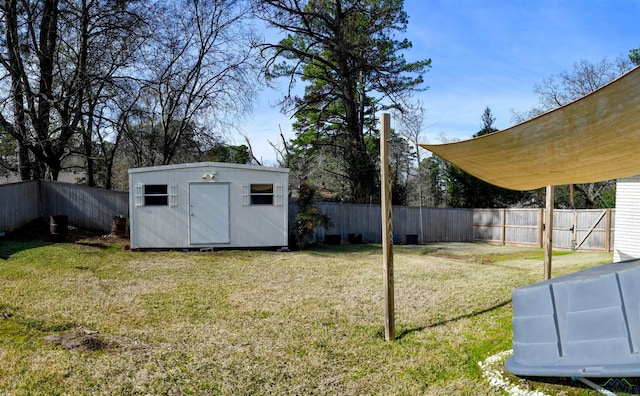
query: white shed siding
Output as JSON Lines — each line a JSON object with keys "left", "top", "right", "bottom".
{"left": 614, "top": 176, "right": 640, "bottom": 262}
{"left": 129, "top": 162, "right": 289, "bottom": 249}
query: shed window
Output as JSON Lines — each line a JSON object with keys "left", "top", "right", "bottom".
{"left": 250, "top": 184, "right": 273, "bottom": 205}
{"left": 145, "top": 184, "right": 168, "bottom": 206}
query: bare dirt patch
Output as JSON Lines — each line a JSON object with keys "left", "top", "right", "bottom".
{"left": 43, "top": 328, "right": 115, "bottom": 352}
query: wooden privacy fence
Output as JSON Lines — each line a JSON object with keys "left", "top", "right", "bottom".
{"left": 0, "top": 181, "right": 40, "bottom": 234}
{"left": 0, "top": 181, "right": 129, "bottom": 234}
{"left": 473, "top": 208, "right": 615, "bottom": 251}
{"left": 1, "top": 181, "right": 617, "bottom": 251}
{"left": 289, "top": 202, "right": 474, "bottom": 244}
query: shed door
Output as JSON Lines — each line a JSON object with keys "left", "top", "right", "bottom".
{"left": 189, "top": 183, "right": 230, "bottom": 244}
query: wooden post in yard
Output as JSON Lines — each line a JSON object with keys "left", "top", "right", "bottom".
{"left": 501, "top": 208, "right": 507, "bottom": 246}
{"left": 380, "top": 113, "right": 395, "bottom": 341}
{"left": 544, "top": 185, "right": 554, "bottom": 280}
{"left": 538, "top": 208, "right": 544, "bottom": 249}
{"left": 605, "top": 208, "right": 612, "bottom": 252}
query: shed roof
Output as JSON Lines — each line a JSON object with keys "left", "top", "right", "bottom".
{"left": 420, "top": 65, "right": 640, "bottom": 191}
{"left": 128, "top": 162, "right": 289, "bottom": 175}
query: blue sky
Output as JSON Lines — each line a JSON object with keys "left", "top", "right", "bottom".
{"left": 239, "top": 0, "right": 640, "bottom": 165}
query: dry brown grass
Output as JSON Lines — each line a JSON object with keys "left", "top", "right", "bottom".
{"left": 0, "top": 239, "right": 613, "bottom": 395}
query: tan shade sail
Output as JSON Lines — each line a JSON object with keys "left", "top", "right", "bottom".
{"left": 420, "top": 66, "right": 640, "bottom": 191}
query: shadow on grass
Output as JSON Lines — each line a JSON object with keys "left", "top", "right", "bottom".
{"left": 396, "top": 299, "right": 513, "bottom": 340}
{"left": 0, "top": 219, "right": 53, "bottom": 259}
{"left": 0, "top": 218, "right": 106, "bottom": 259}
{"left": 301, "top": 243, "right": 383, "bottom": 255}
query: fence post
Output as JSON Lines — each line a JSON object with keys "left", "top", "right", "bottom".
{"left": 538, "top": 208, "right": 544, "bottom": 249}
{"left": 501, "top": 208, "right": 507, "bottom": 245}
{"left": 571, "top": 210, "right": 578, "bottom": 251}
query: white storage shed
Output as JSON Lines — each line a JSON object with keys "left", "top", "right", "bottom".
{"left": 128, "top": 162, "right": 289, "bottom": 250}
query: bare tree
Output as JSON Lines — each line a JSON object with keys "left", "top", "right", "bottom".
{"left": 127, "top": 0, "right": 260, "bottom": 167}
{"left": 0, "top": 0, "right": 149, "bottom": 183}
{"left": 395, "top": 99, "right": 427, "bottom": 206}
{"left": 0, "top": 0, "right": 261, "bottom": 185}
{"left": 56, "top": 0, "right": 148, "bottom": 187}
{"left": 512, "top": 57, "right": 634, "bottom": 208}
{"left": 0, "top": 0, "right": 64, "bottom": 180}
{"left": 513, "top": 57, "right": 633, "bottom": 123}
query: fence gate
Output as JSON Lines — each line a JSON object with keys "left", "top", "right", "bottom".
{"left": 473, "top": 208, "right": 614, "bottom": 251}
{"left": 573, "top": 209, "right": 611, "bottom": 251}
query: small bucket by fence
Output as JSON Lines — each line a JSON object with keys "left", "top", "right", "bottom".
{"left": 406, "top": 234, "right": 418, "bottom": 244}
{"left": 49, "top": 214, "right": 68, "bottom": 241}
{"left": 111, "top": 216, "right": 127, "bottom": 237}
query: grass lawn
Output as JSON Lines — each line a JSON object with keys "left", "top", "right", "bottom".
{"left": 0, "top": 231, "right": 616, "bottom": 395}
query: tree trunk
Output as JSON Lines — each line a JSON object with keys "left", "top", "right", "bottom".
{"left": 17, "top": 142, "right": 31, "bottom": 180}
{"left": 569, "top": 183, "right": 575, "bottom": 209}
